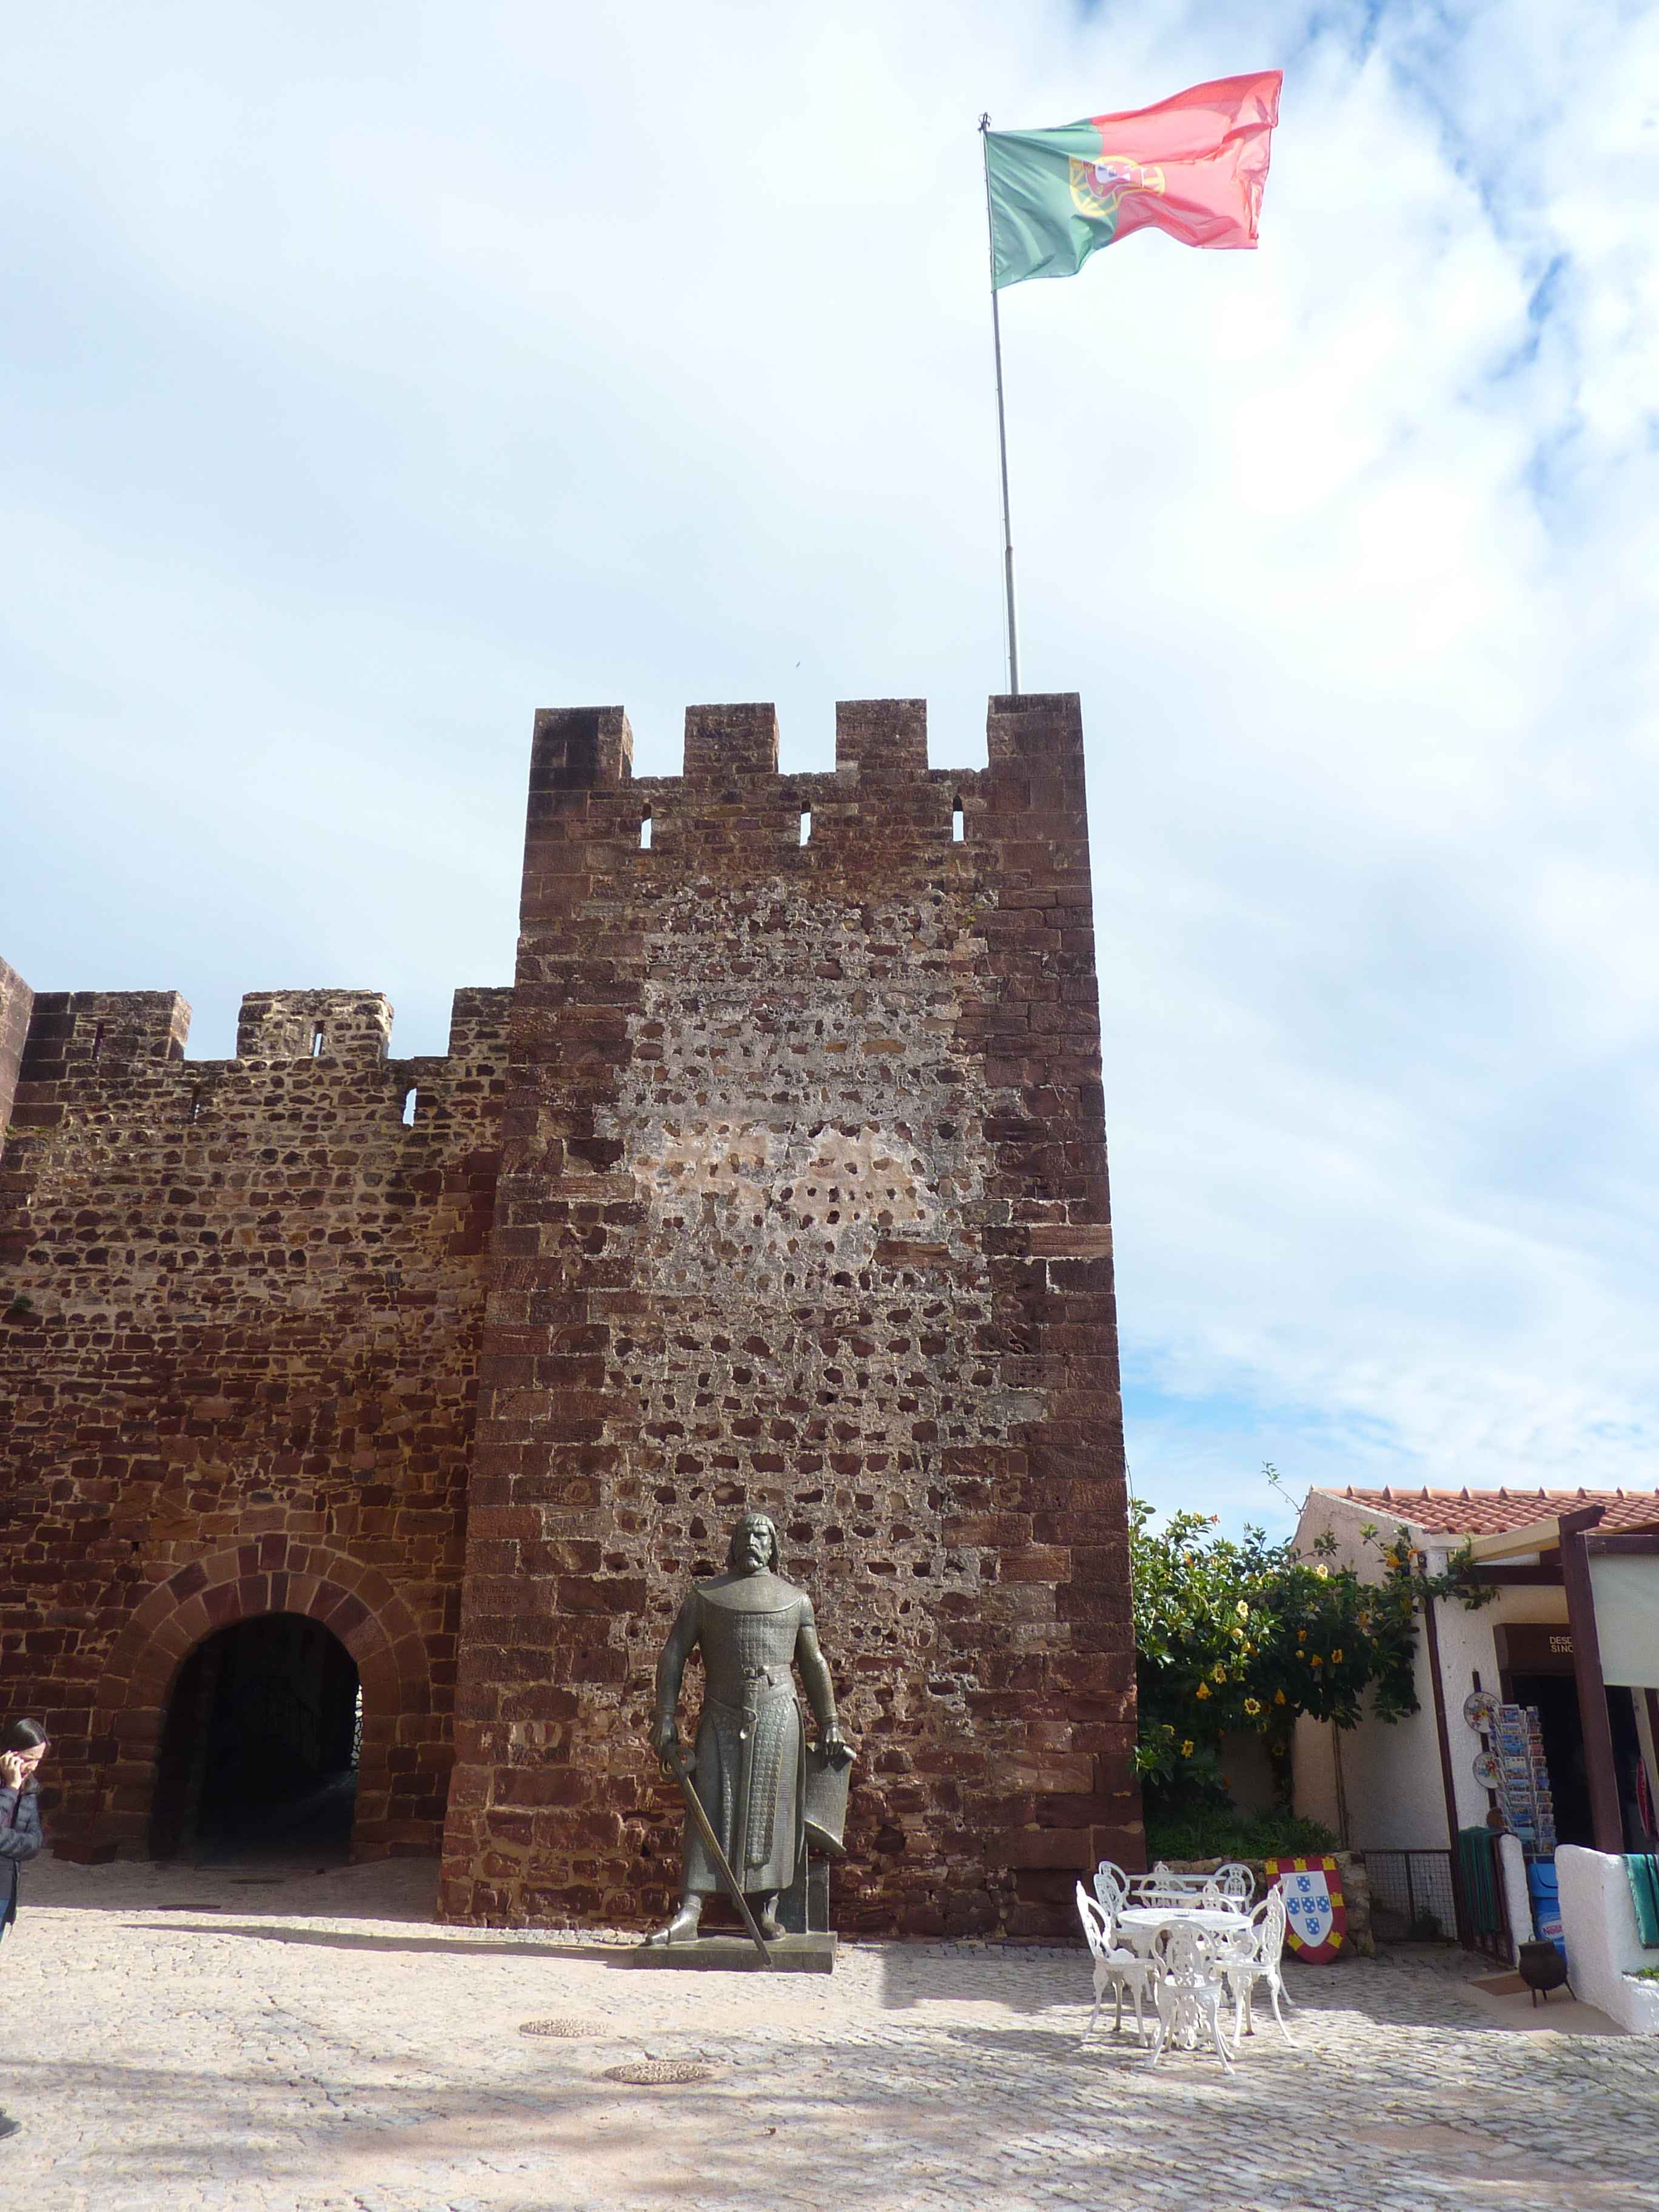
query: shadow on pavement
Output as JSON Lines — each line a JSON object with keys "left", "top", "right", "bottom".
{"left": 119, "top": 1920, "right": 645, "bottom": 1963}
{"left": 31, "top": 1852, "right": 441, "bottom": 1923}
{"left": 873, "top": 1940, "right": 1088, "bottom": 2017}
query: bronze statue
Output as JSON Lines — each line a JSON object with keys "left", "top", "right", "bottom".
{"left": 648, "top": 1510, "right": 850, "bottom": 1946}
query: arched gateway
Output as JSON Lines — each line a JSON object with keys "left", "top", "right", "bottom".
{"left": 149, "top": 1613, "right": 362, "bottom": 1861}
{"left": 78, "top": 1537, "right": 440, "bottom": 1862}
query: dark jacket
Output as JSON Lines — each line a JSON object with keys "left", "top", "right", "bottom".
{"left": 0, "top": 1784, "right": 44, "bottom": 1929}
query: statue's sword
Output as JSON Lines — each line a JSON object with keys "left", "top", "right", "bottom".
{"left": 663, "top": 1741, "right": 772, "bottom": 1965}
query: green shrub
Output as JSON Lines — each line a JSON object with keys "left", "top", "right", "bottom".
{"left": 1144, "top": 1805, "right": 1340, "bottom": 1863}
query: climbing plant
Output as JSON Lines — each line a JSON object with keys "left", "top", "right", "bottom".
{"left": 1131, "top": 1469, "right": 1493, "bottom": 1805}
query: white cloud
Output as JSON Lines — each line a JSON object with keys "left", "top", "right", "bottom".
{"left": 1, "top": 1, "right": 1654, "bottom": 1527}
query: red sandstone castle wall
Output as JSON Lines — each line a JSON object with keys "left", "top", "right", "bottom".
{"left": 440, "top": 694, "right": 1141, "bottom": 1936}
{"left": 0, "top": 957, "right": 33, "bottom": 1164}
{"left": 0, "top": 985, "right": 508, "bottom": 1857}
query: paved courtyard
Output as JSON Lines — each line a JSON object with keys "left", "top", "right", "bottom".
{"left": 1, "top": 1855, "right": 1655, "bottom": 2212}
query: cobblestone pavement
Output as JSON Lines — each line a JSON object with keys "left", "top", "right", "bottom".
{"left": 2, "top": 1856, "right": 1655, "bottom": 2212}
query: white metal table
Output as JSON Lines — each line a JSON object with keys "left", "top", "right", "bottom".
{"left": 1113, "top": 1905, "right": 1248, "bottom": 1956}
{"left": 1113, "top": 1906, "right": 1251, "bottom": 2063}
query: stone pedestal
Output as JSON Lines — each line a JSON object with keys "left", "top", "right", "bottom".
{"left": 628, "top": 1932, "right": 836, "bottom": 1974}
{"left": 630, "top": 1849, "right": 837, "bottom": 1972}
{"left": 780, "top": 1851, "right": 831, "bottom": 1936}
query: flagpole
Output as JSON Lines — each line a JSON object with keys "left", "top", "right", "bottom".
{"left": 979, "top": 113, "right": 1020, "bottom": 696}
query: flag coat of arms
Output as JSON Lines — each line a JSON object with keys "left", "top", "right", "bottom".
{"left": 985, "top": 72, "right": 1281, "bottom": 289}
{"left": 1264, "top": 1855, "right": 1347, "bottom": 1963}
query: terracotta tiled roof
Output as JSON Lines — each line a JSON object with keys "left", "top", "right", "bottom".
{"left": 1327, "top": 1486, "right": 1659, "bottom": 1538}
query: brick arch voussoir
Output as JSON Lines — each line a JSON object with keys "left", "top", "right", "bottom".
{"left": 85, "top": 1536, "right": 431, "bottom": 1855}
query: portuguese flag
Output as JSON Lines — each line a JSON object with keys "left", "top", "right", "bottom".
{"left": 985, "top": 73, "right": 1282, "bottom": 289}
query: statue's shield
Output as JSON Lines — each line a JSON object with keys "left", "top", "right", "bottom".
{"left": 803, "top": 1743, "right": 851, "bottom": 1857}
{"left": 1264, "top": 1855, "right": 1347, "bottom": 1963}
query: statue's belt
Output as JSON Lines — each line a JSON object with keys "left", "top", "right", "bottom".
{"left": 703, "top": 1667, "right": 796, "bottom": 1723}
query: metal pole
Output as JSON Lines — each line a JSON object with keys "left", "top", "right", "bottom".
{"left": 1559, "top": 1510, "right": 1623, "bottom": 1854}
{"left": 1418, "top": 1560, "right": 1472, "bottom": 1949}
{"left": 979, "top": 115, "right": 1020, "bottom": 696}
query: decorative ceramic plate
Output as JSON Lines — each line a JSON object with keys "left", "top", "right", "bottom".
{"left": 1463, "top": 1689, "right": 1498, "bottom": 1731}
{"left": 1472, "top": 1750, "right": 1503, "bottom": 1787}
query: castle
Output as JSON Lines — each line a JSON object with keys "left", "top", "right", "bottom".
{"left": 0, "top": 694, "right": 1141, "bottom": 1934}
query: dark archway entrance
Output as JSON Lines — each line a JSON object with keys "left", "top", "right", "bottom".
{"left": 149, "top": 1613, "right": 361, "bottom": 1863}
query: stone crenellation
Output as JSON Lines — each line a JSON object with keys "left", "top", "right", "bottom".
{"left": 1, "top": 695, "right": 1140, "bottom": 1931}
{"left": 0, "top": 956, "right": 33, "bottom": 1164}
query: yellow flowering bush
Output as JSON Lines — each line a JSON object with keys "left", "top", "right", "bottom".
{"left": 1131, "top": 1473, "right": 1492, "bottom": 1806}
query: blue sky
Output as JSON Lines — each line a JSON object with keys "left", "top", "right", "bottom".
{"left": 4, "top": 2, "right": 1655, "bottom": 1535}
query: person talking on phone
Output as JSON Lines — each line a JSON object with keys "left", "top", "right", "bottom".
{"left": 0, "top": 1718, "right": 49, "bottom": 2142}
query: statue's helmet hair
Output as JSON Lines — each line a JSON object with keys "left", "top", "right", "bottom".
{"left": 728, "top": 1512, "right": 780, "bottom": 1570}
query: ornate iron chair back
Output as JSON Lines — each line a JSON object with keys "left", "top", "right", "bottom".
{"left": 1255, "top": 1882, "right": 1288, "bottom": 1965}
{"left": 1091, "top": 1860, "right": 1130, "bottom": 1917}
{"left": 1074, "top": 1881, "right": 1116, "bottom": 1963}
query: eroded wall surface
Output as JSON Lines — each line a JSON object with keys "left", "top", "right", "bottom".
{"left": 440, "top": 695, "right": 1139, "bottom": 1935}
{"left": 0, "top": 985, "right": 508, "bottom": 1856}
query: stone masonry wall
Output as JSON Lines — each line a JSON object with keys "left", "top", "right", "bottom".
{"left": 0, "top": 957, "right": 33, "bottom": 1167}
{"left": 440, "top": 695, "right": 1141, "bottom": 1936}
{"left": 0, "top": 985, "right": 509, "bottom": 1857}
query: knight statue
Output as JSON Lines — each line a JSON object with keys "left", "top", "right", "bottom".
{"left": 647, "top": 1510, "right": 851, "bottom": 1945}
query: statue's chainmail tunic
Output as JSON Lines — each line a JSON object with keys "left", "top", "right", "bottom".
{"left": 684, "top": 1588, "right": 807, "bottom": 1894}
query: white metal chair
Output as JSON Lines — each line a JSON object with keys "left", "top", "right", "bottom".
{"left": 1213, "top": 1860, "right": 1256, "bottom": 1905}
{"left": 1221, "top": 1886, "right": 1296, "bottom": 2045}
{"left": 1091, "top": 1859, "right": 1130, "bottom": 1917}
{"left": 1131, "top": 1862, "right": 1195, "bottom": 1909}
{"left": 1145, "top": 1923, "right": 1235, "bottom": 2073}
{"left": 1130, "top": 1863, "right": 1252, "bottom": 1916}
{"left": 1194, "top": 1880, "right": 1250, "bottom": 1915}
{"left": 1075, "top": 1883, "right": 1157, "bottom": 2046}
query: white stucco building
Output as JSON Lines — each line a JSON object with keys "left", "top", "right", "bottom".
{"left": 1292, "top": 1485, "right": 1659, "bottom": 1861}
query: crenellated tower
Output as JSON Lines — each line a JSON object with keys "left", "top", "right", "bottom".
{"left": 441, "top": 694, "right": 1139, "bottom": 1935}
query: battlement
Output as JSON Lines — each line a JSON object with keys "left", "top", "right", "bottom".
{"left": 518, "top": 698, "right": 1088, "bottom": 919}
{"left": 236, "top": 990, "right": 394, "bottom": 1063}
{"left": 0, "top": 958, "right": 32, "bottom": 1158}
{"left": 529, "top": 694, "right": 1083, "bottom": 792}
{"left": 7, "top": 987, "right": 511, "bottom": 1099}
{"left": 19, "top": 990, "right": 192, "bottom": 1079}
{"left": 445, "top": 986, "right": 514, "bottom": 1061}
